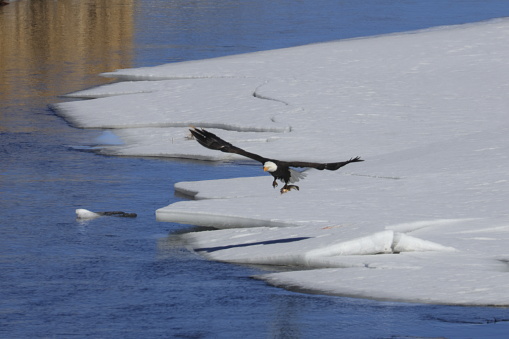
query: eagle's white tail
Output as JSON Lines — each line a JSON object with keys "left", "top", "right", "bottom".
{"left": 289, "top": 169, "right": 307, "bottom": 183}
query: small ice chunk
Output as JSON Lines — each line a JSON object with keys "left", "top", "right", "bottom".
{"left": 76, "top": 209, "right": 101, "bottom": 219}
{"left": 75, "top": 209, "right": 138, "bottom": 219}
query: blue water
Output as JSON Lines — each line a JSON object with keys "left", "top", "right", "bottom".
{"left": 1, "top": 1, "right": 509, "bottom": 338}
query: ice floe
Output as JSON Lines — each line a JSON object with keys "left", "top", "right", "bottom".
{"left": 55, "top": 19, "right": 509, "bottom": 305}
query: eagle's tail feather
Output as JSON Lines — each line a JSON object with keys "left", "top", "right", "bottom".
{"left": 289, "top": 168, "right": 307, "bottom": 183}
{"left": 325, "top": 156, "right": 364, "bottom": 171}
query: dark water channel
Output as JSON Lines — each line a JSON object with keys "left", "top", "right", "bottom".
{"left": 2, "top": 1, "right": 509, "bottom": 338}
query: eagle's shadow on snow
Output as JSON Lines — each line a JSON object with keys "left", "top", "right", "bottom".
{"left": 194, "top": 237, "right": 311, "bottom": 253}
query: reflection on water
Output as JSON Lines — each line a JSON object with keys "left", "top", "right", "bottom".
{"left": 0, "top": 0, "right": 134, "bottom": 133}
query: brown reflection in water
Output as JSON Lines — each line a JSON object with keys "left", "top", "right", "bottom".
{"left": 0, "top": 0, "right": 134, "bottom": 131}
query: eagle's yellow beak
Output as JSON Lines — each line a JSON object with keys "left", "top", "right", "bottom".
{"left": 263, "top": 166, "right": 268, "bottom": 171}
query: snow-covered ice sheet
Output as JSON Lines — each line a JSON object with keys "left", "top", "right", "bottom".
{"left": 55, "top": 19, "right": 509, "bottom": 305}
{"left": 54, "top": 78, "right": 292, "bottom": 132}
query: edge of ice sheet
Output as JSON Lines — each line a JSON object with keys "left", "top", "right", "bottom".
{"left": 180, "top": 219, "right": 509, "bottom": 306}
{"left": 184, "top": 227, "right": 457, "bottom": 267}
{"left": 259, "top": 264, "right": 509, "bottom": 306}
{"left": 100, "top": 19, "right": 509, "bottom": 81}
{"left": 51, "top": 78, "right": 292, "bottom": 132}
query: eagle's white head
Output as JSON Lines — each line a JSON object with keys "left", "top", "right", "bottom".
{"left": 263, "top": 161, "right": 277, "bottom": 172}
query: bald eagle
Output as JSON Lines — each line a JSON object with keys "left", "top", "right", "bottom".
{"left": 190, "top": 128, "right": 364, "bottom": 194}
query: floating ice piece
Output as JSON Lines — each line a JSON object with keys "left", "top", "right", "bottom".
{"left": 76, "top": 209, "right": 137, "bottom": 219}
{"left": 76, "top": 209, "right": 101, "bottom": 219}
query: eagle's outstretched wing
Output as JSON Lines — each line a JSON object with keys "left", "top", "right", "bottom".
{"left": 190, "top": 128, "right": 268, "bottom": 163}
{"left": 283, "top": 157, "right": 364, "bottom": 170}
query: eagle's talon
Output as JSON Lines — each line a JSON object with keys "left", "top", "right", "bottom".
{"left": 280, "top": 185, "right": 299, "bottom": 194}
{"left": 272, "top": 180, "right": 278, "bottom": 188}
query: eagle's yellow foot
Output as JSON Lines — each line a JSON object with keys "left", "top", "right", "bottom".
{"left": 280, "top": 185, "right": 299, "bottom": 194}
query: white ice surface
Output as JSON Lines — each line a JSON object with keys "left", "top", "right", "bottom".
{"left": 56, "top": 19, "right": 509, "bottom": 305}
{"left": 75, "top": 209, "right": 101, "bottom": 220}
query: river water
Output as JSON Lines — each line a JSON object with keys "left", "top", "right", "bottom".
{"left": 1, "top": 1, "right": 509, "bottom": 338}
